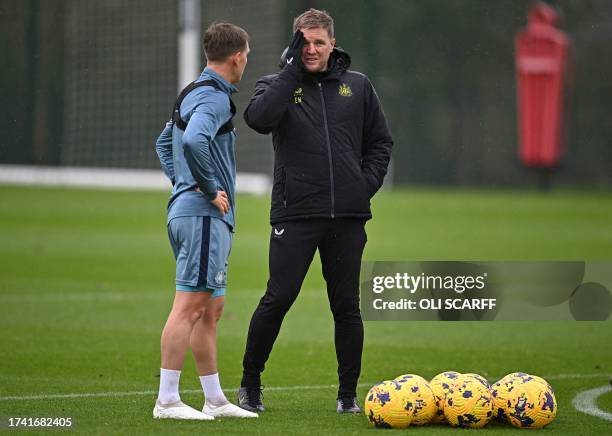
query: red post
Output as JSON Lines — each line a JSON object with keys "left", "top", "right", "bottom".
{"left": 515, "top": 3, "right": 570, "bottom": 188}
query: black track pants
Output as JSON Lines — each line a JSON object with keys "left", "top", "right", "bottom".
{"left": 241, "top": 218, "right": 367, "bottom": 398}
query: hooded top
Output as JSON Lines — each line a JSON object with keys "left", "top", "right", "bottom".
{"left": 244, "top": 47, "right": 393, "bottom": 224}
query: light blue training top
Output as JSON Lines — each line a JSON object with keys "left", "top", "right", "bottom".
{"left": 155, "top": 68, "right": 238, "bottom": 230}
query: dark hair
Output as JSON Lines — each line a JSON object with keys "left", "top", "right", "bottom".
{"left": 293, "top": 8, "right": 334, "bottom": 38}
{"left": 203, "top": 22, "right": 249, "bottom": 62}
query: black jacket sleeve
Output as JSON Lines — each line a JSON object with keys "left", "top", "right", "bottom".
{"left": 361, "top": 78, "right": 393, "bottom": 198}
{"left": 243, "top": 64, "right": 302, "bottom": 134}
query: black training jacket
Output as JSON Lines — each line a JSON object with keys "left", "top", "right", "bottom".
{"left": 244, "top": 47, "right": 393, "bottom": 225}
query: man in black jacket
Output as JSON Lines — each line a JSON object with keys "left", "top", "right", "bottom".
{"left": 238, "top": 8, "right": 393, "bottom": 413}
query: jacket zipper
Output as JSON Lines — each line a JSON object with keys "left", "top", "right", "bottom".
{"left": 318, "top": 82, "right": 335, "bottom": 218}
{"left": 282, "top": 168, "right": 287, "bottom": 208}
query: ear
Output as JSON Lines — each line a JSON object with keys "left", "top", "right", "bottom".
{"left": 331, "top": 38, "right": 336, "bottom": 47}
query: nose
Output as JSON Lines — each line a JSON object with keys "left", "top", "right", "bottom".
{"left": 305, "top": 42, "right": 316, "bottom": 54}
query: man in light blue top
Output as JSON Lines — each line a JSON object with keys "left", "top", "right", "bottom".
{"left": 153, "top": 22, "right": 256, "bottom": 421}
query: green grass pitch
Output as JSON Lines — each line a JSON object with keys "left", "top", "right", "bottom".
{"left": 1, "top": 185, "right": 611, "bottom": 434}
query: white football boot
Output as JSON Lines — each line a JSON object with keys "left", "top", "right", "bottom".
{"left": 153, "top": 400, "right": 214, "bottom": 420}
{"left": 203, "top": 401, "right": 259, "bottom": 418}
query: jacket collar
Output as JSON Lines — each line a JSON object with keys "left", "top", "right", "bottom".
{"left": 326, "top": 47, "right": 351, "bottom": 75}
{"left": 199, "top": 67, "right": 238, "bottom": 94}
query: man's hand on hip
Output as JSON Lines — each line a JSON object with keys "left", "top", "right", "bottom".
{"left": 210, "top": 190, "right": 229, "bottom": 216}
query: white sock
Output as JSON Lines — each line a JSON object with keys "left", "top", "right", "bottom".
{"left": 200, "top": 373, "right": 228, "bottom": 406}
{"left": 158, "top": 368, "right": 181, "bottom": 405}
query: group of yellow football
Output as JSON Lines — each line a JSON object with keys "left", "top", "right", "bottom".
{"left": 364, "top": 371, "right": 557, "bottom": 429}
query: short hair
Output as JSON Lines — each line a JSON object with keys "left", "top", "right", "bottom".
{"left": 203, "top": 22, "right": 249, "bottom": 62}
{"left": 293, "top": 8, "right": 334, "bottom": 38}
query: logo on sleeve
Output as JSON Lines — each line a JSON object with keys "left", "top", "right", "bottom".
{"left": 339, "top": 83, "right": 352, "bottom": 97}
{"left": 293, "top": 88, "right": 303, "bottom": 104}
{"left": 273, "top": 228, "right": 285, "bottom": 238}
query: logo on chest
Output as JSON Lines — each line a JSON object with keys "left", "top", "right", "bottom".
{"left": 293, "top": 87, "right": 303, "bottom": 104}
{"left": 339, "top": 83, "right": 353, "bottom": 97}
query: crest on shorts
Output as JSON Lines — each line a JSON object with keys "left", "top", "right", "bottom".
{"left": 339, "top": 83, "right": 352, "bottom": 97}
{"left": 215, "top": 270, "right": 226, "bottom": 284}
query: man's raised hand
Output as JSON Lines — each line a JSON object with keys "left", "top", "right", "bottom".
{"left": 286, "top": 30, "right": 305, "bottom": 68}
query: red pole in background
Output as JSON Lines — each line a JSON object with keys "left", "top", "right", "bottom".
{"left": 515, "top": 2, "right": 571, "bottom": 190}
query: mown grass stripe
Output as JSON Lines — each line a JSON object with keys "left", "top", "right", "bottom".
{"left": 2, "top": 373, "right": 609, "bottom": 402}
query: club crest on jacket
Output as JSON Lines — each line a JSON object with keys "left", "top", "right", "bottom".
{"left": 339, "top": 83, "right": 352, "bottom": 97}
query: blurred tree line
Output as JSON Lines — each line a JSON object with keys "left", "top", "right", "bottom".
{"left": 1, "top": 0, "right": 611, "bottom": 187}
{"left": 289, "top": 0, "right": 612, "bottom": 187}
